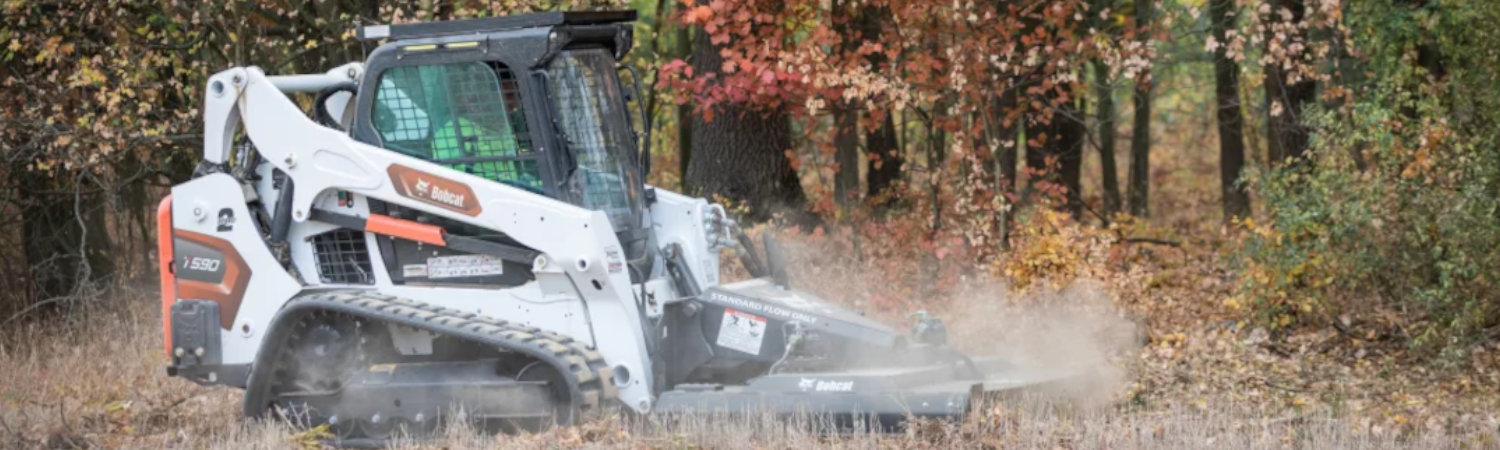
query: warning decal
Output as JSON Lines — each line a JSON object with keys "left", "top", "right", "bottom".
{"left": 426, "top": 254, "right": 504, "bottom": 279}
{"left": 716, "top": 308, "right": 767, "bottom": 355}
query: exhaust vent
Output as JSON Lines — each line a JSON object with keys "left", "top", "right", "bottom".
{"left": 312, "top": 229, "right": 374, "bottom": 284}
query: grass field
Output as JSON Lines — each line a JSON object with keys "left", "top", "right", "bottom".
{"left": 3, "top": 78, "right": 1497, "bottom": 448}
{"left": 2, "top": 288, "right": 1496, "bottom": 449}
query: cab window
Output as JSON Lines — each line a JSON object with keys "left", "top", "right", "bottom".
{"left": 371, "top": 61, "right": 543, "bottom": 192}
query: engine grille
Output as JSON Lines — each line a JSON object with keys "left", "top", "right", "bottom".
{"left": 312, "top": 229, "right": 374, "bottom": 284}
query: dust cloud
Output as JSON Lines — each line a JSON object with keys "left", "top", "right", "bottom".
{"left": 940, "top": 280, "right": 1143, "bottom": 408}
{"left": 749, "top": 231, "right": 1142, "bottom": 407}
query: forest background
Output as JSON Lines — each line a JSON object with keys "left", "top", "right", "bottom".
{"left": 2, "top": 0, "right": 1499, "bottom": 447}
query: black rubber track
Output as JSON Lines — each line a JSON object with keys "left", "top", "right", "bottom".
{"left": 241, "top": 290, "right": 616, "bottom": 430}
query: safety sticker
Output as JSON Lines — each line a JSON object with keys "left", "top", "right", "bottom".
{"left": 716, "top": 308, "right": 767, "bottom": 355}
{"left": 604, "top": 247, "right": 625, "bottom": 274}
{"left": 426, "top": 254, "right": 504, "bottom": 279}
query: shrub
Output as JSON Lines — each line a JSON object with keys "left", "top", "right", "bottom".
{"left": 1236, "top": 2, "right": 1500, "bottom": 356}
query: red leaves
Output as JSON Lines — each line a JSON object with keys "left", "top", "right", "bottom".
{"left": 657, "top": 0, "right": 1119, "bottom": 189}
{"left": 681, "top": 5, "right": 715, "bottom": 24}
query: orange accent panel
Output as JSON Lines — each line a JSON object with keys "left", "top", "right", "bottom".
{"left": 173, "top": 230, "right": 252, "bottom": 330}
{"left": 366, "top": 214, "right": 448, "bottom": 246}
{"left": 157, "top": 195, "right": 174, "bottom": 356}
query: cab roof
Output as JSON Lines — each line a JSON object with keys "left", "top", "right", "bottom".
{"left": 356, "top": 10, "right": 636, "bottom": 42}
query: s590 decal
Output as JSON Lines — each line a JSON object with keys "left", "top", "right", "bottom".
{"left": 172, "top": 230, "right": 251, "bottom": 329}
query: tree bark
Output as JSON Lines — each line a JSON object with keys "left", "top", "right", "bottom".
{"left": 1094, "top": 60, "right": 1121, "bottom": 219}
{"left": 929, "top": 124, "right": 947, "bottom": 235}
{"left": 1262, "top": 0, "right": 1315, "bottom": 165}
{"left": 866, "top": 111, "right": 901, "bottom": 199}
{"left": 833, "top": 104, "right": 861, "bottom": 207}
{"left": 677, "top": 104, "right": 693, "bottom": 191}
{"left": 831, "top": 6, "right": 864, "bottom": 208}
{"left": 1211, "top": 0, "right": 1250, "bottom": 220}
{"left": 857, "top": 7, "right": 903, "bottom": 200}
{"left": 994, "top": 86, "right": 1020, "bottom": 248}
{"left": 1127, "top": 0, "right": 1153, "bottom": 217}
{"left": 685, "top": 27, "right": 805, "bottom": 222}
{"left": 1023, "top": 92, "right": 1083, "bottom": 217}
{"left": 676, "top": 24, "right": 694, "bottom": 191}
{"left": 1056, "top": 98, "right": 1086, "bottom": 217}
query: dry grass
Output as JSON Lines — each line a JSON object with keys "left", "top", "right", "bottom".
{"left": 2, "top": 290, "right": 1496, "bottom": 449}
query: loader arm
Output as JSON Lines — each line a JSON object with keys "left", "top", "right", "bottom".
{"left": 201, "top": 66, "right": 657, "bottom": 411}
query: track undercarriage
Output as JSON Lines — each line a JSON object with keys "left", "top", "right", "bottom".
{"left": 246, "top": 292, "right": 613, "bottom": 444}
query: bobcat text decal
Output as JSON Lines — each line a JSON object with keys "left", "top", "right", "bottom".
{"left": 797, "top": 377, "right": 855, "bottom": 392}
{"left": 387, "top": 164, "right": 483, "bottom": 216}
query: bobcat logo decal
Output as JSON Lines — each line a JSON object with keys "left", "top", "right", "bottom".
{"left": 387, "top": 164, "right": 482, "bottom": 216}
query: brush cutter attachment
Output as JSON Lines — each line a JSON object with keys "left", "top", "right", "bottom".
{"left": 653, "top": 278, "right": 1081, "bottom": 429}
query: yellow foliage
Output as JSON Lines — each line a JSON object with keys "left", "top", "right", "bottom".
{"left": 997, "top": 208, "right": 1114, "bottom": 290}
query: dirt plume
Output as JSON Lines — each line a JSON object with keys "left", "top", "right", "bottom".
{"left": 940, "top": 279, "right": 1143, "bottom": 408}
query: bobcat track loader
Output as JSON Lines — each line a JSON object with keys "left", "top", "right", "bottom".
{"left": 157, "top": 10, "right": 1070, "bottom": 444}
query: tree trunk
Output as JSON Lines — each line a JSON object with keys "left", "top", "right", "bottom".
{"left": 1262, "top": 0, "right": 1314, "bottom": 165}
{"left": 1212, "top": 0, "right": 1250, "bottom": 220}
{"left": 857, "top": 7, "right": 903, "bottom": 200}
{"left": 1090, "top": 0, "right": 1120, "bottom": 221}
{"left": 866, "top": 111, "right": 900, "bottom": 199}
{"left": 994, "top": 86, "right": 1020, "bottom": 248}
{"left": 676, "top": 24, "right": 695, "bottom": 191}
{"left": 1057, "top": 98, "right": 1086, "bottom": 217}
{"left": 678, "top": 103, "right": 693, "bottom": 191}
{"left": 1094, "top": 60, "right": 1121, "bottom": 219}
{"left": 833, "top": 104, "right": 861, "bottom": 207}
{"left": 929, "top": 124, "right": 947, "bottom": 235}
{"left": 1128, "top": 82, "right": 1152, "bottom": 217}
{"left": 685, "top": 27, "right": 805, "bottom": 223}
{"left": 1127, "top": 0, "right": 1153, "bottom": 217}
{"left": 832, "top": 6, "right": 864, "bottom": 208}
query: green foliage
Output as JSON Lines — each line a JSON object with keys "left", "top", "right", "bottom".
{"left": 1237, "top": 0, "right": 1500, "bottom": 357}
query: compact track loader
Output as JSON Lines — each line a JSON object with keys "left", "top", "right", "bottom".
{"left": 157, "top": 10, "right": 1068, "bottom": 443}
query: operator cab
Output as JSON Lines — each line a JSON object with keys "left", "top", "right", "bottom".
{"left": 344, "top": 11, "right": 652, "bottom": 279}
